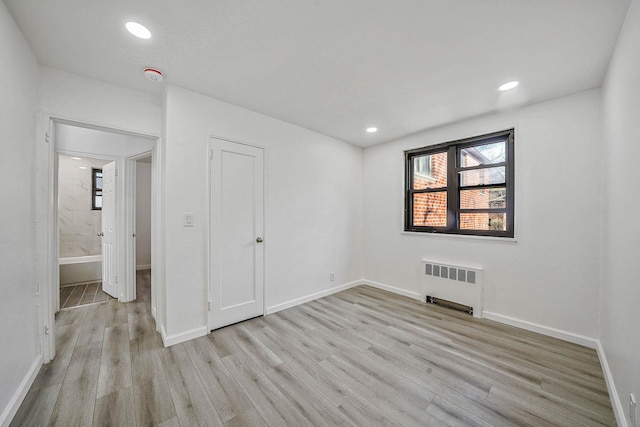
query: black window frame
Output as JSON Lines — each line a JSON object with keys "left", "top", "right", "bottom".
{"left": 404, "top": 129, "right": 515, "bottom": 238}
{"left": 91, "top": 168, "right": 103, "bottom": 210}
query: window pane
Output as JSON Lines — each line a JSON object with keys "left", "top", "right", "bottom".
{"left": 460, "top": 212, "right": 506, "bottom": 231}
{"left": 96, "top": 176, "right": 103, "bottom": 189}
{"left": 460, "top": 141, "right": 505, "bottom": 166}
{"left": 460, "top": 188, "right": 506, "bottom": 209}
{"left": 413, "top": 192, "right": 447, "bottom": 227}
{"left": 413, "top": 152, "right": 447, "bottom": 190}
{"left": 459, "top": 166, "right": 505, "bottom": 187}
{"left": 95, "top": 196, "right": 102, "bottom": 208}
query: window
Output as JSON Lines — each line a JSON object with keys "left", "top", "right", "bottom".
{"left": 405, "top": 129, "right": 514, "bottom": 237}
{"left": 92, "top": 168, "right": 103, "bottom": 210}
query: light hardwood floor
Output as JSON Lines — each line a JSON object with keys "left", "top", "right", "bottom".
{"left": 12, "top": 271, "right": 615, "bottom": 426}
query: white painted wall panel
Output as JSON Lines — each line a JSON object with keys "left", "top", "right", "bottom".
{"left": 363, "top": 89, "right": 602, "bottom": 339}
{"left": 39, "top": 66, "right": 161, "bottom": 136}
{"left": 0, "top": 2, "right": 40, "bottom": 423}
{"left": 601, "top": 0, "right": 640, "bottom": 421}
{"left": 163, "top": 85, "right": 363, "bottom": 339}
{"left": 136, "top": 161, "right": 152, "bottom": 268}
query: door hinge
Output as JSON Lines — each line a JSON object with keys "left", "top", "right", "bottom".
{"left": 45, "top": 131, "right": 50, "bottom": 143}
{"left": 209, "top": 149, "right": 213, "bottom": 159}
{"left": 115, "top": 275, "right": 119, "bottom": 283}
{"left": 44, "top": 324, "right": 50, "bottom": 335}
{"left": 208, "top": 301, "right": 211, "bottom": 311}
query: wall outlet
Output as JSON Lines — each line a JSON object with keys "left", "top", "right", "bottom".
{"left": 631, "top": 393, "right": 637, "bottom": 427}
{"left": 330, "top": 272, "right": 335, "bottom": 281}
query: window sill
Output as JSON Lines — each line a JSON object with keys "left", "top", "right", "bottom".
{"left": 401, "top": 231, "right": 518, "bottom": 243}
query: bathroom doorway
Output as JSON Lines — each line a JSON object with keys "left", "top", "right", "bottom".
{"left": 57, "top": 153, "right": 116, "bottom": 309}
{"left": 37, "top": 117, "right": 160, "bottom": 363}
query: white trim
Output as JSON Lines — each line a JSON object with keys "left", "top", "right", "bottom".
{"left": 0, "top": 355, "right": 42, "bottom": 427}
{"left": 160, "top": 326, "right": 208, "bottom": 347}
{"left": 401, "top": 231, "right": 518, "bottom": 243}
{"left": 361, "top": 279, "right": 422, "bottom": 301}
{"left": 266, "top": 280, "right": 362, "bottom": 315}
{"left": 482, "top": 311, "right": 598, "bottom": 348}
{"left": 136, "top": 264, "right": 151, "bottom": 271}
{"left": 59, "top": 255, "right": 102, "bottom": 265}
{"left": 596, "top": 342, "right": 628, "bottom": 427}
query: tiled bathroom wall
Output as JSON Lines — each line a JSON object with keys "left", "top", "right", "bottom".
{"left": 58, "top": 155, "right": 110, "bottom": 258}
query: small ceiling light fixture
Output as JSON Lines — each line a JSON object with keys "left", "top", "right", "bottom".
{"left": 78, "top": 166, "right": 88, "bottom": 170}
{"left": 366, "top": 127, "right": 378, "bottom": 133}
{"left": 144, "top": 67, "right": 164, "bottom": 83}
{"left": 71, "top": 157, "right": 82, "bottom": 160}
{"left": 498, "top": 81, "right": 519, "bottom": 91}
{"left": 125, "top": 21, "right": 151, "bottom": 39}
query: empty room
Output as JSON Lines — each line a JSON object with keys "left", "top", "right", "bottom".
{"left": 1, "top": 0, "right": 639, "bottom": 426}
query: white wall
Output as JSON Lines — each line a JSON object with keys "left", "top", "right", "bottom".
{"left": 363, "top": 89, "right": 603, "bottom": 340}
{"left": 136, "top": 160, "right": 152, "bottom": 268}
{"left": 39, "top": 67, "right": 161, "bottom": 136}
{"left": 0, "top": 2, "right": 40, "bottom": 425}
{"left": 163, "top": 85, "right": 363, "bottom": 341}
{"left": 601, "top": 0, "right": 640, "bottom": 422}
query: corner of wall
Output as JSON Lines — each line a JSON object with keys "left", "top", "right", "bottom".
{"left": 0, "top": 355, "right": 42, "bottom": 427}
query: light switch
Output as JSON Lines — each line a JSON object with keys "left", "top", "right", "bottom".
{"left": 184, "top": 212, "right": 194, "bottom": 227}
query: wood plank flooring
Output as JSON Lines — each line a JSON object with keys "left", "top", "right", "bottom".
{"left": 12, "top": 272, "right": 616, "bottom": 426}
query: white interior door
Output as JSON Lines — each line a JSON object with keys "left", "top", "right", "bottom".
{"left": 209, "top": 139, "right": 264, "bottom": 330}
{"left": 101, "top": 161, "right": 118, "bottom": 298}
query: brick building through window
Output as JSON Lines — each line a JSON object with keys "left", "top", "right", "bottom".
{"left": 405, "top": 129, "right": 514, "bottom": 237}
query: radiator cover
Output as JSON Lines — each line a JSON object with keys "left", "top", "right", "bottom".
{"left": 421, "top": 260, "right": 483, "bottom": 318}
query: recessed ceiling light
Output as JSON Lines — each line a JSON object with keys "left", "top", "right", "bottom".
{"left": 125, "top": 22, "right": 151, "bottom": 39}
{"left": 366, "top": 127, "right": 378, "bottom": 133}
{"left": 71, "top": 157, "right": 82, "bottom": 160}
{"left": 78, "top": 166, "right": 88, "bottom": 170}
{"left": 498, "top": 81, "right": 519, "bottom": 91}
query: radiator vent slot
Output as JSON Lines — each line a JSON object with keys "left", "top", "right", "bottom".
{"left": 425, "top": 262, "right": 477, "bottom": 284}
{"left": 421, "top": 260, "right": 483, "bottom": 318}
{"left": 426, "top": 296, "right": 473, "bottom": 316}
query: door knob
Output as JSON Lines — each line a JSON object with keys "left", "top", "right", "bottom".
{"left": 256, "top": 237, "right": 263, "bottom": 243}
{"left": 97, "top": 232, "right": 104, "bottom": 237}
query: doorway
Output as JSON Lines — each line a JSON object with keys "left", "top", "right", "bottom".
{"left": 57, "top": 153, "right": 115, "bottom": 309}
{"left": 37, "top": 117, "right": 160, "bottom": 363}
{"left": 208, "top": 138, "right": 265, "bottom": 330}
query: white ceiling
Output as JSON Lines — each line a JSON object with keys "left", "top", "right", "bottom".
{"left": 5, "top": 0, "right": 630, "bottom": 147}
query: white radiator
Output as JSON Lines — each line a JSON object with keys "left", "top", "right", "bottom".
{"left": 421, "top": 260, "right": 483, "bottom": 318}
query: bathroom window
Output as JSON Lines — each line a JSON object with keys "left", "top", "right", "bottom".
{"left": 92, "top": 168, "right": 103, "bottom": 210}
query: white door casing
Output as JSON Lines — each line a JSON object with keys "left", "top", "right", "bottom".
{"left": 102, "top": 161, "right": 118, "bottom": 298}
{"left": 209, "top": 138, "right": 264, "bottom": 330}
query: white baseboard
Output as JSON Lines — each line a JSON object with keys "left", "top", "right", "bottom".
{"left": 136, "top": 264, "right": 151, "bottom": 271}
{"left": 160, "top": 325, "right": 208, "bottom": 347}
{"left": 482, "top": 311, "right": 598, "bottom": 349}
{"left": 361, "top": 279, "right": 422, "bottom": 301}
{"left": 0, "top": 355, "right": 43, "bottom": 427}
{"left": 266, "top": 280, "right": 361, "bottom": 315}
{"left": 596, "top": 342, "right": 627, "bottom": 427}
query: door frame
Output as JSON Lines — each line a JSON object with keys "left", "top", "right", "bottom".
{"left": 125, "top": 151, "right": 154, "bottom": 309}
{"left": 207, "top": 136, "right": 267, "bottom": 331}
{"left": 36, "top": 115, "right": 162, "bottom": 363}
{"left": 55, "top": 149, "right": 119, "bottom": 307}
